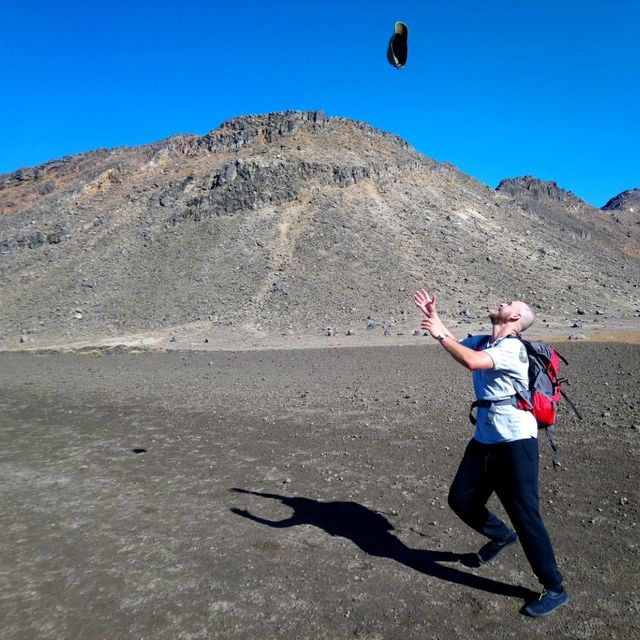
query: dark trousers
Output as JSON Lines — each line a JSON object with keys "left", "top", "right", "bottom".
{"left": 448, "top": 437, "right": 563, "bottom": 591}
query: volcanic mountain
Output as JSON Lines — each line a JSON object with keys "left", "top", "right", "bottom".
{"left": 1, "top": 111, "right": 638, "bottom": 349}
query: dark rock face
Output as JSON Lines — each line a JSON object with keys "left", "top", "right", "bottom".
{"left": 163, "top": 157, "right": 420, "bottom": 226}
{"left": 602, "top": 189, "right": 640, "bottom": 214}
{"left": 0, "top": 110, "right": 638, "bottom": 347}
{"left": 496, "top": 176, "right": 587, "bottom": 207}
{"left": 1, "top": 223, "right": 72, "bottom": 254}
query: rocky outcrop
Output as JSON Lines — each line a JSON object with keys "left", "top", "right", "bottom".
{"left": 1, "top": 223, "right": 72, "bottom": 254}
{"left": 496, "top": 176, "right": 587, "bottom": 208}
{"left": 161, "top": 156, "right": 423, "bottom": 226}
{"left": 602, "top": 189, "right": 640, "bottom": 215}
{"left": 156, "top": 110, "right": 414, "bottom": 158}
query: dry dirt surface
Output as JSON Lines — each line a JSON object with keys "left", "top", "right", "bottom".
{"left": 1, "top": 341, "right": 639, "bottom": 640}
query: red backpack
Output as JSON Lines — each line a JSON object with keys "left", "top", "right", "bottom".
{"left": 511, "top": 338, "right": 570, "bottom": 422}
{"left": 509, "top": 336, "right": 582, "bottom": 466}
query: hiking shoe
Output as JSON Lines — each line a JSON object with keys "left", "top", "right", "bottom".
{"left": 476, "top": 530, "right": 518, "bottom": 565}
{"left": 522, "top": 587, "right": 569, "bottom": 617}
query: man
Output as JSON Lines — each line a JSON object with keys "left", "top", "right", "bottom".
{"left": 414, "top": 289, "right": 568, "bottom": 617}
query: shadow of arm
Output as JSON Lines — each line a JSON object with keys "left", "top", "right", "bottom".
{"left": 231, "top": 507, "right": 296, "bottom": 528}
{"left": 230, "top": 488, "right": 284, "bottom": 500}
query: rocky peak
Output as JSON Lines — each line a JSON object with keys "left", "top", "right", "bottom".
{"left": 496, "top": 176, "right": 587, "bottom": 207}
{"left": 158, "top": 110, "right": 414, "bottom": 159}
{"left": 602, "top": 188, "right": 640, "bottom": 215}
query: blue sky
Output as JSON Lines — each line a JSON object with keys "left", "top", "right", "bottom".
{"left": 1, "top": 1, "right": 638, "bottom": 206}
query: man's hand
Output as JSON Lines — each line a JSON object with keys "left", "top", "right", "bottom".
{"left": 421, "top": 316, "right": 447, "bottom": 340}
{"left": 415, "top": 288, "right": 445, "bottom": 338}
{"left": 413, "top": 288, "right": 491, "bottom": 370}
{"left": 414, "top": 289, "right": 438, "bottom": 317}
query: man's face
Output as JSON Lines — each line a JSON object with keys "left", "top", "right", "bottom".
{"left": 489, "top": 301, "right": 517, "bottom": 324}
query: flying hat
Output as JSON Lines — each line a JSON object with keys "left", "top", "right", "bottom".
{"left": 387, "top": 21, "right": 408, "bottom": 68}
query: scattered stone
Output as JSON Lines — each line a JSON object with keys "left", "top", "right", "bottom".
{"left": 46, "top": 223, "right": 72, "bottom": 244}
{"left": 28, "top": 231, "right": 46, "bottom": 248}
{"left": 346, "top": 328, "right": 356, "bottom": 336}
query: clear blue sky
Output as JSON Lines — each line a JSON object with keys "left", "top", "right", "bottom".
{"left": 1, "top": 1, "right": 638, "bottom": 206}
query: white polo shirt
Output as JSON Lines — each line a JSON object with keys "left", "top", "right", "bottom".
{"left": 460, "top": 335, "right": 538, "bottom": 444}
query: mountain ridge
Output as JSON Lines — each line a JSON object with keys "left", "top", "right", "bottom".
{"left": 1, "top": 111, "right": 638, "bottom": 349}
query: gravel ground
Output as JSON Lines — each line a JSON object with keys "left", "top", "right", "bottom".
{"left": 1, "top": 341, "right": 639, "bottom": 640}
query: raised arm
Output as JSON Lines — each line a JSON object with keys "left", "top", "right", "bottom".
{"left": 413, "top": 289, "right": 493, "bottom": 371}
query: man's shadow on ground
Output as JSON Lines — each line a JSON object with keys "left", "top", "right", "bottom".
{"left": 230, "top": 488, "right": 537, "bottom": 601}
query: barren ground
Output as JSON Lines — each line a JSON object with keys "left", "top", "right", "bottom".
{"left": 1, "top": 340, "right": 639, "bottom": 639}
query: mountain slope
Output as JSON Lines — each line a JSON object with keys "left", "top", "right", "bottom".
{"left": 1, "top": 111, "right": 639, "bottom": 348}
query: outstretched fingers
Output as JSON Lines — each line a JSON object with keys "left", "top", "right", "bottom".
{"left": 414, "top": 289, "right": 437, "bottom": 316}
{"left": 414, "top": 288, "right": 431, "bottom": 311}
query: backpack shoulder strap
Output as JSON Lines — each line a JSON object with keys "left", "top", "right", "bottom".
{"left": 502, "top": 333, "right": 532, "bottom": 402}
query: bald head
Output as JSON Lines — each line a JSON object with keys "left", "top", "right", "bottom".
{"left": 515, "top": 301, "right": 536, "bottom": 332}
{"left": 489, "top": 300, "right": 537, "bottom": 333}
